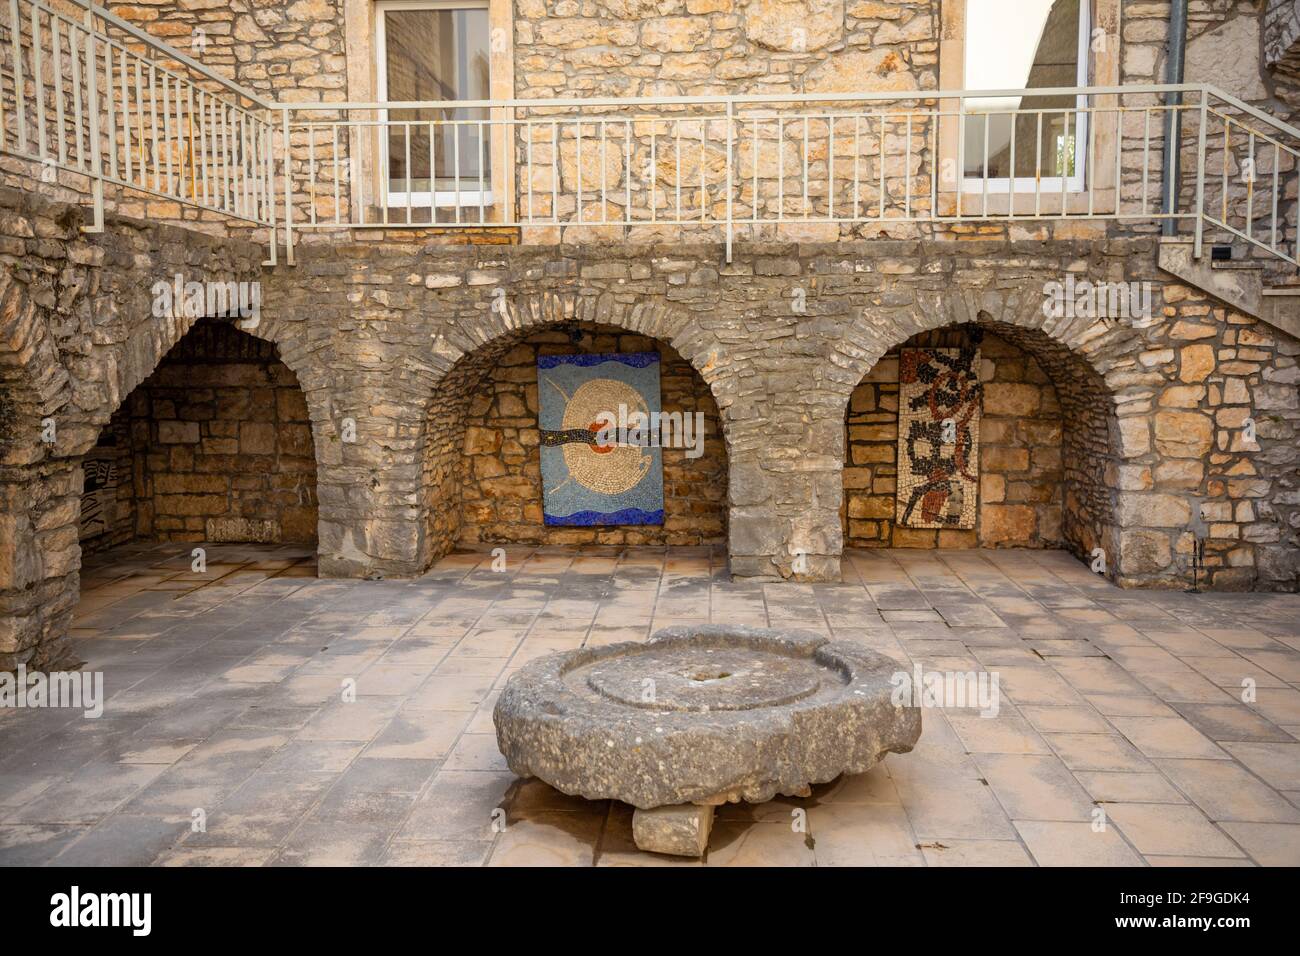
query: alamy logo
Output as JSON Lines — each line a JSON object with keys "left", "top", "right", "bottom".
{"left": 151, "top": 273, "right": 262, "bottom": 329}
{"left": 593, "top": 404, "right": 706, "bottom": 460}
{"left": 890, "top": 665, "right": 1000, "bottom": 717}
{"left": 50, "top": 887, "right": 151, "bottom": 936}
{"left": 1041, "top": 276, "right": 1154, "bottom": 327}
{"left": 0, "top": 666, "right": 103, "bottom": 718}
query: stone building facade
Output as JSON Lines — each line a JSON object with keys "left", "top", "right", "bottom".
{"left": 3, "top": 0, "right": 1300, "bottom": 669}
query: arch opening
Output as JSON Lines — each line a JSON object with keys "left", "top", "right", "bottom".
{"left": 73, "top": 318, "right": 319, "bottom": 633}
{"left": 420, "top": 321, "right": 729, "bottom": 565}
{"left": 841, "top": 317, "right": 1116, "bottom": 570}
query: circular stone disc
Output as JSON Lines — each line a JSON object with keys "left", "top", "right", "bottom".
{"left": 580, "top": 645, "right": 829, "bottom": 711}
{"left": 493, "top": 624, "right": 923, "bottom": 809}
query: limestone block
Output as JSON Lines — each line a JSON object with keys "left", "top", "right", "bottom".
{"left": 803, "top": 49, "right": 918, "bottom": 93}
{"left": 632, "top": 804, "right": 714, "bottom": 857}
{"left": 1154, "top": 410, "right": 1213, "bottom": 458}
{"left": 1179, "top": 344, "right": 1216, "bottom": 383}
{"left": 745, "top": 0, "right": 844, "bottom": 52}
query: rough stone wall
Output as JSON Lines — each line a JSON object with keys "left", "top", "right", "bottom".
{"left": 1266, "top": 0, "right": 1300, "bottom": 71}
{"left": 5, "top": 185, "right": 1300, "bottom": 668}
{"left": 107, "top": 0, "right": 348, "bottom": 103}
{"left": 455, "top": 325, "right": 727, "bottom": 547}
{"left": 98, "top": 319, "right": 318, "bottom": 546}
{"left": 514, "top": 0, "right": 934, "bottom": 98}
{"left": 843, "top": 327, "right": 1064, "bottom": 549}
{"left": 0, "top": 186, "right": 309, "bottom": 670}
{"left": 260, "top": 234, "right": 1299, "bottom": 592}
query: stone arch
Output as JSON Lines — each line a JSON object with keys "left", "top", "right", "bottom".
{"left": 82, "top": 319, "right": 323, "bottom": 555}
{"left": 829, "top": 283, "right": 1142, "bottom": 581}
{"left": 0, "top": 237, "right": 336, "bottom": 667}
{"left": 411, "top": 291, "right": 738, "bottom": 572}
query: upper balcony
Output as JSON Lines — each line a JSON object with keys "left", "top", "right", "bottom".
{"left": 2, "top": 0, "right": 1299, "bottom": 273}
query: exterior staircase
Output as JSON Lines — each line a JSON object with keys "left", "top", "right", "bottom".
{"left": 1158, "top": 238, "right": 1300, "bottom": 340}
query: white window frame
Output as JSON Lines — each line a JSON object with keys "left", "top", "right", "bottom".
{"left": 961, "top": 0, "right": 1090, "bottom": 195}
{"left": 374, "top": 0, "right": 492, "bottom": 210}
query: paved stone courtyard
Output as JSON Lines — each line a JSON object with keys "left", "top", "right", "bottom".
{"left": 1, "top": 543, "right": 1299, "bottom": 867}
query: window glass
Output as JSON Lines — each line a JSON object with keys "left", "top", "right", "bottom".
{"left": 383, "top": 6, "right": 491, "bottom": 194}
{"left": 963, "top": 0, "right": 1084, "bottom": 180}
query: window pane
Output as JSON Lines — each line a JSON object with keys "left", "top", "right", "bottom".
{"left": 963, "top": 0, "right": 1082, "bottom": 179}
{"left": 384, "top": 7, "right": 491, "bottom": 193}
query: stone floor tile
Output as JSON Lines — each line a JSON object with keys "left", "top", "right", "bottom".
{"left": 1172, "top": 702, "right": 1294, "bottom": 743}
{"left": 1239, "top": 649, "right": 1300, "bottom": 683}
{"left": 886, "top": 719, "right": 1017, "bottom": 841}
{"left": 1154, "top": 758, "right": 1300, "bottom": 824}
{"left": 1219, "top": 741, "right": 1300, "bottom": 791}
{"left": 296, "top": 699, "right": 402, "bottom": 742}
{"left": 154, "top": 846, "right": 275, "bottom": 866}
{"left": 7, "top": 762, "right": 168, "bottom": 825}
{"left": 363, "top": 708, "right": 470, "bottom": 760}
{"left": 1109, "top": 716, "right": 1230, "bottom": 760}
{"left": 1249, "top": 688, "right": 1300, "bottom": 727}
{"left": 1020, "top": 705, "right": 1112, "bottom": 735}
{"left": 405, "top": 674, "right": 497, "bottom": 712}
{"left": 1132, "top": 669, "right": 1238, "bottom": 704}
{"left": 1050, "top": 658, "right": 1150, "bottom": 696}
{"left": 1013, "top": 820, "right": 1143, "bottom": 866}
{"left": 258, "top": 740, "right": 364, "bottom": 774}
{"left": 1182, "top": 656, "right": 1289, "bottom": 689}
{"left": 1144, "top": 855, "right": 1256, "bottom": 866}
{"left": 1073, "top": 771, "right": 1186, "bottom": 804}
{"left": 50, "top": 815, "right": 189, "bottom": 866}
{"left": 396, "top": 770, "right": 514, "bottom": 843}
{"left": 8, "top": 542, "right": 1299, "bottom": 867}
{"left": 807, "top": 803, "right": 924, "bottom": 866}
{"left": 974, "top": 753, "right": 1097, "bottom": 822}
{"left": 273, "top": 822, "right": 392, "bottom": 866}
{"left": 441, "top": 733, "right": 511, "bottom": 772}
{"left": 1084, "top": 694, "right": 1178, "bottom": 718}
{"left": 816, "top": 765, "right": 904, "bottom": 805}
{"left": 1105, "top": 804, "right": 1245, "bottom": 858}
{"left": 993, "top": 666, "right": 1086, "bottom": 706}
{"left": 1046, "top": 733, "right": 1155, "bottom": 773}
{"left": 705, "top": 821, "right": 816, "bottom": 866}
{"left": 947, "top": 713, "right": 1051, "bottom": 755}
{"left": 382, "top": 840, "right": 492, "bottom": 866}
{"left": 0, "top": 824, "right": 86, "bottom": 865}
{"left": 1215, "top": 822, "right": 1300, "bottom": 866}
{"left": 919, "top": 839, "right": 1033, "bottom": 866}
{"left": 185, "top": 772, "right": 335, "bottom": 847}
{"left": 486, "top": 811, "right": 603, "bottom": 866}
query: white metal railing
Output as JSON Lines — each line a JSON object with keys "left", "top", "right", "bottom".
{"left": 2, "top": 7, "right": 1298, "bottom": 272}
{"left": 0, "top": 0, "right": 277, "bottom": 255}
{"left": 1198, "top": 87, "right": 1300, "bottom": 265}
{"left": 277, "top": 84, "right": 1300, "bottom": 266}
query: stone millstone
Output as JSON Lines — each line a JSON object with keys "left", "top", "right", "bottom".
{"left": 493, "top": 624, "right": 923, "bottom": 810}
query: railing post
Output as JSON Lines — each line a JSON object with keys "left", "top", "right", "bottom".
{"left": 281, "top": 107, "right": 294, "bottom": 265}
{"left": 9, "top": 0, "right": 27, "bottom": 152}
{"left": 82, "top": 9, "right": 103, "bottom": 233}
{"left": 1160, "top": 0, "right": 1188, "bottom": 237}
{"left": 264, "top": 119, "right": 278, "bottom": 266}
{"left": 1194, "top": 89, "right": 1208, "bottom": 259}
{"left": 725, "top": 98, "right": 734, "bottom": 263}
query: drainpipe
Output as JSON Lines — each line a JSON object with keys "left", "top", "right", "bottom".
{"left": 1160, "top": 0, "right": 1190, "bottom": 235}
